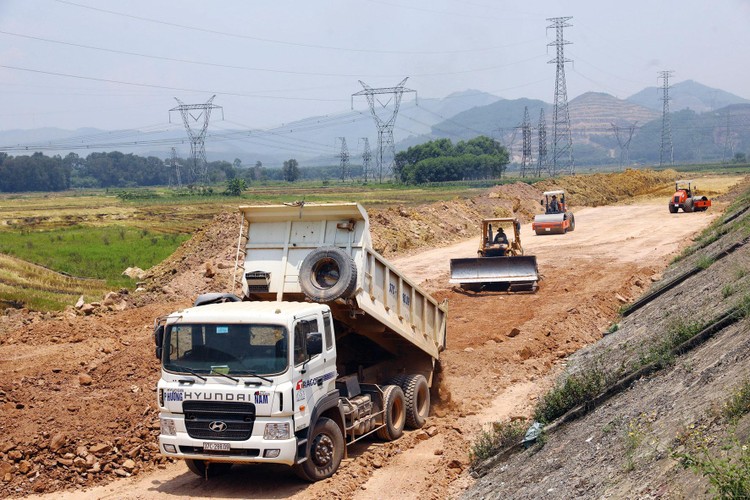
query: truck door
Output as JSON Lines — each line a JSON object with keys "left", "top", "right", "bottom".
{"left": 292, "top": 315, "right": 337, "bottom": 428}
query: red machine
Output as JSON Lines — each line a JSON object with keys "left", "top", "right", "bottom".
{"left": 669, "top": 180, "right": 711, "bottom": 213}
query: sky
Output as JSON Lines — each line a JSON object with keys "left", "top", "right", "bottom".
{"left": 1, "top": 0, "right": 749, "bottom": 135}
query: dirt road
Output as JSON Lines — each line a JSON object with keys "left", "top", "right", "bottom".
{"left": 21, "top": 200, "right": 718, "bottom": 500}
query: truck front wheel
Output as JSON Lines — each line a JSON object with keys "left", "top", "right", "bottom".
{"left": 185, "top": 459, "right": 232, "bottom": 479}
{"left": 376, "top": 385, "right": 406, "bottom": 441}
{"left": 294, "top": 417, "right": 344, "bottom": 482}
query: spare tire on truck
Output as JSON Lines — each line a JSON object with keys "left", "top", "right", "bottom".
{"left": 299, "top": 246, "right": 357, "bottom": 302}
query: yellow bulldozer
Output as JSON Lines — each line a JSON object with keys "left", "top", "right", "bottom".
{"left": 449, "top": 218, "right": 539, "bottom": 292}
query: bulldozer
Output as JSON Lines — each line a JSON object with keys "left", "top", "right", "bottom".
{"left": 532, "top": 190, "right": 575, "bottom": 235}
{"left": 449, "top": 218, "right": 539, "bottom": 292}
{"left": 669, "top": 180, "right": 711, "bottom": 213}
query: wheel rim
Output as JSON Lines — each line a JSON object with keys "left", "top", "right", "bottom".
{"left": 392, "top": 396, "right": 405, "bottom": 428}
{"left": 311, "top": 433, "right": 334, "bottom": 467}
{"left": 312, "top": 258, "right": 340, "bottom": 289}
{"left": 417, "top": 384, "right": 429, "bottom": 417}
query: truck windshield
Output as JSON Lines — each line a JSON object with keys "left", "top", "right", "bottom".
{"left": 163, "top": 323, "right": 288, "bottom": 376}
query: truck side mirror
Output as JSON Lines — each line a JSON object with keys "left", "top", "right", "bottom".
{"left": 306, "top": 332, "right": 323, "bottom": 357}
{"left": 154, "top": 324, "right": 164, "bottom": 360}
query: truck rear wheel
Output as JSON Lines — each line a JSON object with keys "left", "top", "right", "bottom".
{"left": 294, "top": 417, "right": 344, "bottom": 482}
{"left": 401, "top": 374, "right": 430, "bottom": 429}
{"left": 668, "top": 203, "right": 678, "bottom": 214}
{"left": 376, "top": 385, "right": 406, "bottom": 441}
{"left": 299, "top": 247, "right": 357, "bottom": 302}
{"left": 185, "top": 459, "right": 232, "bottom": 478}
{"left": 683, "top": 198, "right": 694, "bottom": 213}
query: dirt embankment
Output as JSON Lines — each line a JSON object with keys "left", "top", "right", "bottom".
{"left": 0, "top": 170, "right": 730, "bottom": 498}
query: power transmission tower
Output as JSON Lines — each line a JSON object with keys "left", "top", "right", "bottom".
{"left": 520, "top": 106, "right": 533, "bottom": 178}
{"left": 169, "top": 95, "right": 223, "bottom": 184}
{"left": 537, "top": 108, "right": 547, "bottom": 177}
{"left": 658, "top": 70, "right": 674, "bottom": 167}
{"left": 722, "top": 109, "right": 732, "bottom": 164}
{"left": 336, "top": 137, "right": 351, "bottom": 182}
{"left": 169, "top": 147, "right": 182, "bottom": 188}
{"left": 611, "top": 122, "right": 637, "bottom": 168}
{"left": 359, "top": 137, "right": 372, "bottom": 183}
{"left": 547, "top": 16, "right": 574, "bottom": 177}
{"left": 352, "top": 78, "right": 416, "bottom": 183}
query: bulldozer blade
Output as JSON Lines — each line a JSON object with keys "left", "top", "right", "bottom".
{"left": 449, "top": 256, "right": 539, "bottom": 291}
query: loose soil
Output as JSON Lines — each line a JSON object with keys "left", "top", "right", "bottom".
{"left": 0, "top": 172, "right": 740, "bottom": 499}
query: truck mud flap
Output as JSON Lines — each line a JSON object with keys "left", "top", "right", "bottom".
{"left": 449, "top": 256, "right": 539, "bottom": 292}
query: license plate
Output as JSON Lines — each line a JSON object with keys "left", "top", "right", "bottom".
{"left": 203, "top": 442, "right": 230, "bottom": 452}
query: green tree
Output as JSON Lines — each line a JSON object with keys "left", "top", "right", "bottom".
{"left": 224, "top": 178, "right": 246, "bottom": 196}
{"left": 282, "top": 159, "right": 300, "bottom": 182}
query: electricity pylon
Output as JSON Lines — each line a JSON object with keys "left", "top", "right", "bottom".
{"left": 520, "top": 106, "right": 533, "bottom": 178}
{"left": 611, "top": 122, "right": 637, "bottom": 168}
{"left": 658, "top": 71, "right": 674, "bottom": 167}
{"left": 359, "top": 137, "right": 372, "bottom": 183}
{"left": 352, "top": 78, "right": 416, "bottom": 183}
{"left": 336, "top": 137, "right": 351, "bottom": 182}
{"left": 547, "top": 16, "right": 574, "bottom": 176}
{"left": 537, "top": 108, "right": 547, "bottom": 177}
{"left": 169, "top": 147, "right": 182, "bottom": 188}
{"left": 169, "top": 95, "right": 223, "bottom": 184}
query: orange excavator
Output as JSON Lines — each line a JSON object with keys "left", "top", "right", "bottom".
{"left": 669, "top": 180, "right": 711, "bottom": 213}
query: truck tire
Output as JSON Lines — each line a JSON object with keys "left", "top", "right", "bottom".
{"left": 668, "top": 203, "right": 678, "bottom": 214}
{"left": 294, "top": 417, "right": 344, "bottom": 482}
{"left": 185, "top": 459, "right": 232, "bottom": 478}
{"left": 401, "top": 374, "right": 430, "bottom": 429}
{"left": 299, "top": 247, "right": 357, "bottom": 302}
{"left": 567, "top": 213, "right": 575, "bottom": 232}
{"left": 376, "top": 385, "right": 406, "bottom": 441}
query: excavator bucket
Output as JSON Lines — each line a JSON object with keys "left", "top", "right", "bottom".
{"left": 449, "top": 255, "right": 539, "bottom": 292}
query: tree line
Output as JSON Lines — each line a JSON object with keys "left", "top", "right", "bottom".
{"left": 394, "top": 136, "right": 509, "bottom": 183}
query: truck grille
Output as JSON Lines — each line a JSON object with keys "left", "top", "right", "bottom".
{"left": 183, "top": 401, "right": 255, "bottom": 441}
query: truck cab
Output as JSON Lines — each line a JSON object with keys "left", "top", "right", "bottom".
{"left": 156, "top": 301, "right": 341, "bottom": 478}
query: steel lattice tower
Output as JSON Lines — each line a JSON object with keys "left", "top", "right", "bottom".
{"left": 547, "top": 16, "right": 574, "bottom": 177}
{"left": 352, "top": 78, "right": 416, "bottom": 183}
{"left": 520, "top": 106, "right": 533, "bottom": 178}
{"left": 170, "top": 147, "right": 182, "bottom": 188}
{"left": 336, "top": 137, "right": 351, "bottom": 182}
{"left": 611, "top": 122, "right": 637, "bottom": 168}
{"left": 169, "top": 95, "right": 223, "bottom": 184}
{"left": 658, "top": 71, "right": 674, "bottom": 167}
{"left": 359, "top": 137, "right": 372, "bottom": 183}
{"left": 536, "top": 108, "right": 548, "bottom": 177}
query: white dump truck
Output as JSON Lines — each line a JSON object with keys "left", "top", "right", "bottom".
{"left": 153, "top": 203, "right": 447, "bottom": 481}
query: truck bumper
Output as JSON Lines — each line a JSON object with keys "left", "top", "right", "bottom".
{"left": 158, "top": 414, "right": 298, "bottom": 466}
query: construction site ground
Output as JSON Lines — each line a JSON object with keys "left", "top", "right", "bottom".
{"left": 0, "top": 172, "right": 742, "bottom": 499}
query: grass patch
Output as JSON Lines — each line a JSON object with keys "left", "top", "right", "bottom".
{"left": 0, "top": 225, "right": 190, "bottom": 288}
{"left": 674, "top": 433, "right": 750, "bottom": 498}
{"left": 469, "top": 419, "right": 528, "bottom": 466}
{"left": 723, "top": 379, "right": 750, "bottom": 423}
{"left": 533, "top": 364, "right": 611, "bottom": 424}
{"left": 637, "top": 319, "right": 704, "bottom": 369}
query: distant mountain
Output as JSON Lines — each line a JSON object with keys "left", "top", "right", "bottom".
{"left": 0, "top": 91, "right": 502, "bottom": 168}
{"left": 627, "top": 80, "right": 749, "bottom": 113}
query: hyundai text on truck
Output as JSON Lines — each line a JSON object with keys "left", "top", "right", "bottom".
{"left": 153, "top": 203, "right": 447, "bottom": 481}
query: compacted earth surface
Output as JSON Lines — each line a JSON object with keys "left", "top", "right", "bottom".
{"left": 0, "top": 171, "right": 742, "bottom": 499}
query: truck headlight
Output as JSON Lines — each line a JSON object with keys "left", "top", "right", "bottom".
{"left": 264, "top": 423, "right": 290, "bottom": 440}
{"left": 160, "top": 418, "right": 177, "bottom": 436}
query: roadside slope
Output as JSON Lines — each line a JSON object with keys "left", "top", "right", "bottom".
{"left": 465, "top": 180, "right": 750, "bottom": 499}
